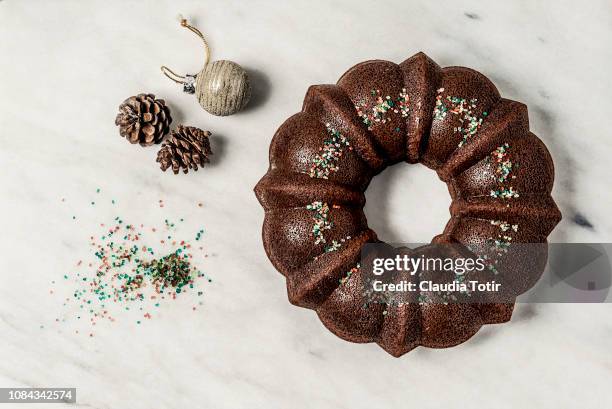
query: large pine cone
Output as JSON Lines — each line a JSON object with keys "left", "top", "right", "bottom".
{"left": 156, "top": 125, "right": 212, "bottom": 174}
{"left": 115, "top": 93, "right": 172, "bottom": 146}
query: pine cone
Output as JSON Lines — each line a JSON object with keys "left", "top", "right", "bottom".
{"left": 115, "top": 93, "right": 172, "bottom": 146}
{"left": 156, "top": 125, "right": 212, "bottom": 174}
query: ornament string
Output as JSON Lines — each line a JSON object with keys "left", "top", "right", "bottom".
{"left": 161, "top": 17, "right": 210, "bottom": 85}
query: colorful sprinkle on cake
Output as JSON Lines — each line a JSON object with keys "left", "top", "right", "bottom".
{"left": 306, "top": 201, "right": 332, "bottom": 245}
{"left": 305, "top": 125, "right": 351, "bottom": 179}
{"left": 433, "top": 88, "right": 487, "bottom": 147}
{"left": 355, "top": 89, "right": 410, "bottom": 130}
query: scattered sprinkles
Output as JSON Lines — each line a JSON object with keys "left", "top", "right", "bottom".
{"left": 306, "top": 201, "right": 352, "bottom": 259}
{"left": 306, "top": 201, "right": 332, "bottom": 245}
{"left": 52, "top": 190, "right": 211, "bottom": 333}
{"left": 355, "top": 89, "right": 410, "bottom": 130}
{"left": 489, "top": 220, "right": 519, "bottom": 254}
{"left": 491, "top": 220, "right": 519, "bottom": 233}
{"left": 488, "top": 144, "right": 519, "bottom": 199}
{"left": 433, "top": 88, "right": 487, "bottom": 147}
{"left": 305, "top": 124, "right": 352, "bottom": 179}
{"left": 476, "top": 220, "right": 520, "bottom": 274}
{"left": 339, "top": 264, "right": 360, "bottom": 285}
{"left": 491, "top": 144, "right": 515, "bottom": 183}
{"left": 195, "top": 229, "right": 205, "bottom": 241}
{"left": 490, "top": 186, "right": 519, "bottom": 199}
{"left": 323, "top": 235, "right": 351, "bottom": 254}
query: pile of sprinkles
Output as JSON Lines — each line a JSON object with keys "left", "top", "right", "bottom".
{"left": 356, "top": 89, "right": 410, "bottom": 130}
{"left": 52, "top": 191, "right": 211, "bottom": 335}
{"left": 433, "top": 88, "right": 487, "bottom": 147}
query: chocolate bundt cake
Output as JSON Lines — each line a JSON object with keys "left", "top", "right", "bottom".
{"left": 254, "top": 52, "right": 561, "bottom": 356}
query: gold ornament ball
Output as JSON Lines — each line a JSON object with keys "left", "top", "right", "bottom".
{"left": 195, "top": 60, "right": 251, "bottom": 116}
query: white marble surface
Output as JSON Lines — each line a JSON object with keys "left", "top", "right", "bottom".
{"left": 1, "top": 0, "right": 611, "bottom": 408}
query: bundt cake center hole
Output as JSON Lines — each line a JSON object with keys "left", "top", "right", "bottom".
{"left": 364, "top": 164, "right": 450, "bottom": 243}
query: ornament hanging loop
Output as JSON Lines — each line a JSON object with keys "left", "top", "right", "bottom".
{"left": 160, "top": 16, "right": 210, "bottom": 94}
{"left": 160, "top": 66, "right": 186, "bottom": 84}
{"left": 179, "top": 17, "right": 210, "bottom": 66}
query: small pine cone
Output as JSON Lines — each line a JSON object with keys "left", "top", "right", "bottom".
{"left": 156, "top": 125, "right": 212, "bottom": 174}
{"left": 115, "top": 93, "right": 172, "bottom": 146}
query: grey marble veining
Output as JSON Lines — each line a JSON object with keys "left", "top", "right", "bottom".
{"left": 1, "top": 0, "right": 611, "bottom": 408}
